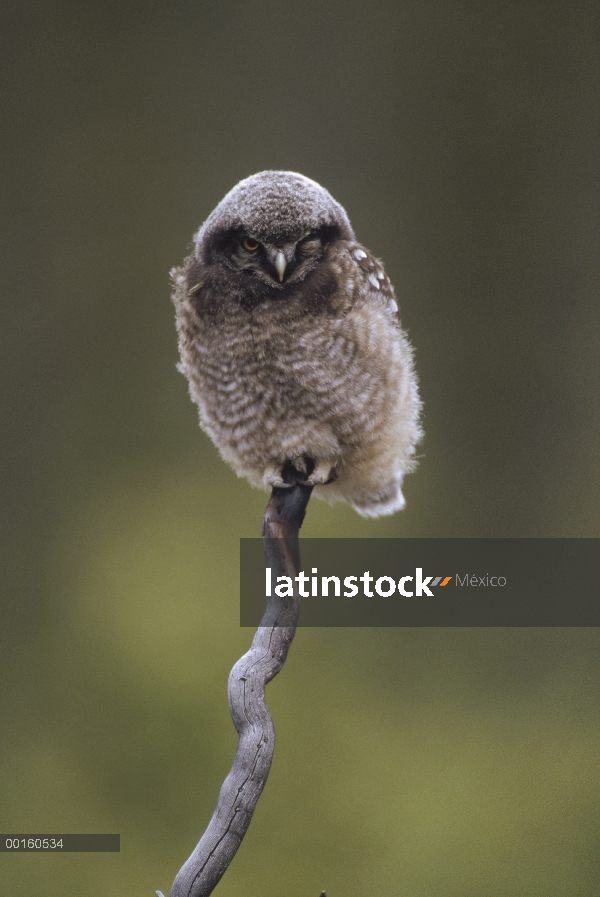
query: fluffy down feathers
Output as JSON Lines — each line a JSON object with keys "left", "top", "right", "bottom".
{"left": 172, "top": 171, "right": 422, "bottom": 517}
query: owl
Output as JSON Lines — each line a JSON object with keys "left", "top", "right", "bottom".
{"left": 171, "top": 171, "right": 422, "bottom": 517}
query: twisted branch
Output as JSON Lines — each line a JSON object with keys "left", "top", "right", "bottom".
{"left": 158, "top": 463, "right": 313, "bottom": 897}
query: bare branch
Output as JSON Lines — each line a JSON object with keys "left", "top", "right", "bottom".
{"left": 158, "top": 463, "right": 312, "bottom": 897}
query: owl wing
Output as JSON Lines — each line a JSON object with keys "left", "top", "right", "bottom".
{"left": 347, "top": 242, "right": 400, "bottom": 322}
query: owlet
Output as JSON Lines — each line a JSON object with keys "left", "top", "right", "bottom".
{"left": 171, "top": 171, "right": 422, "bottom": 517}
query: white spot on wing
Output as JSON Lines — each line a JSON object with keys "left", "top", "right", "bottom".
{"left": 354, "top": 249, "right": 367, "bottom": 260}
{"left": 389, "top": 299, "right": 398, "bottom": 313}
{"left": 368, "top": 273, "right": 380, "bottom": 289}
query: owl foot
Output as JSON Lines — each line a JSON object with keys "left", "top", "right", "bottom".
{"left": 290, "top": 456, "right": 308, "bottom": 476}
{"left": 264, "top": 457, "right": 338, "bottom": 490}
{"left": 299, "top": 457, "right": 339, "bottom": 487}
{"left": 264, "top": 460, "right": 304, "bottom": 490}
{"left": 264, "top": 471, "right": 294, "bottom": 490}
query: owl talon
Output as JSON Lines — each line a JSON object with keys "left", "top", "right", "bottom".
{"left": 265, "top": 475, "right": 294, "bottom": 490}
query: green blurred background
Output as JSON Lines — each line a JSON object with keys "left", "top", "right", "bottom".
{"left": 2, "top": 2, "right": 599, "bottom": 895}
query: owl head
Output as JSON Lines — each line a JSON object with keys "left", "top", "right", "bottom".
{"left": 194, "top": 171, "right": 355, "bottom": 288}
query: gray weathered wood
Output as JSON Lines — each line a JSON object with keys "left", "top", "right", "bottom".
{"left": 157, "top": 465, "right": 312, "bottom": 897}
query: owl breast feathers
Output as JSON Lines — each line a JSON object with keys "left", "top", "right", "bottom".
{"left": 171, "top": 171, "right": 422, "bottom": 517}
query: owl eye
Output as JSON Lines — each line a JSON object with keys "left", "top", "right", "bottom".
{"left": 242, "top": 237, "right": 260, "bottom": 252}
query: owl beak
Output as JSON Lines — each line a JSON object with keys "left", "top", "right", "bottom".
{"left": 274, "top": 250, "right": 287, "bottom": 282}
